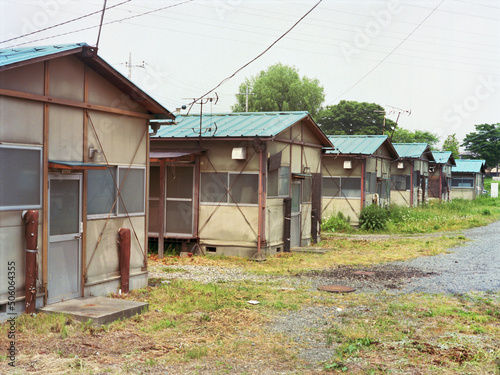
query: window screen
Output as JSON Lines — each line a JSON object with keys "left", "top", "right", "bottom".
{"left": 390, "top": 175, "right": 409, "bottom": 191}
{"left": 229, "top": 174, "right": 258, "bottom": 204}
{"left": 322, "top": 177, "right": 340, "bottom": 197}
{"left": 201, "top": 173, "right": 228, "bottom": 203}
{"left": 167, "top": 166, "right": 193, "bottom": 199}
{"left": 87, "top": 168, "right": 116, "bottom": 215}
{"left": 451, "top": 178, "right": 474, "bottom": 188}
{"left": 119, "top": 167, "right": 145, "bottom": 214}
{"left": 268, "top": 166, "right": 290, "bottom": 197}
{"left": 366, "top": 172, "right": 377, "bottom": 194}
{"left": 302, "top": 177, "right": 312, "bottom": 203}
{"left": 0, "top": 145, "right": 42, "bottom": 211}
{"left": 342, "top": 177, "right": 361, "bottom": 197}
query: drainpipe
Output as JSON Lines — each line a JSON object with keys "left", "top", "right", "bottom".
{"left": 118, "top": 228, "right": 131, "bottom": 294}
{"left": 23, "top": 210, "right": 38, "bottom": 314}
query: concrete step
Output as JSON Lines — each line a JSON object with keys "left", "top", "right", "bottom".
{"left": 39, "top": 296, "right": 148, "bottom": 325}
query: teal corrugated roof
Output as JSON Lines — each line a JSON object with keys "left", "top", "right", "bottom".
{"left": 152, "top": 112, "right": 324, "bottom": 139}
{"left": 432, "top": 151, "right": 456, "bottom": 165}
{"left": 325, "top": 135, "right": 389, "bottom": 155}
{"left": 453, "top": 159, "right": 485, "bottom": 173}
{"left": 0, "top": 43, "right": 88, "bottom": 68}
{"left": 393, "top": 143, "right": 429, "bottom": 158}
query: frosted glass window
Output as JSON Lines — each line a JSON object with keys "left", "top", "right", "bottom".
{"left": 342, "top": 177, "right": 361, "bottom": 197}
{"left": 0, "top": 145, "right": 42, "bottom": 211}
{"left": 87, "top": 168, "right": 116, "bottom": 215}
{"left": 452, "top": 178, "right": 474, "bottom": 188}
{"left": 201, "top": 173, "right": 228, "bottom": 203}
{"left": 302, "top": 177, "right": 312, "bottom": 203}
{"left": 230, "top": 174, "right": 258, "bottom": 204}
{"left": 118, "top": 167, "right": 145, "bottom": 214}
{"left": 268, "top": 166, "right": 290, "bottom": 197}
{"left": 50, "top": 179, "right": 79, "bottom": 235}
{"left": 322, "top": 177, "right": 340, "bottom": 197}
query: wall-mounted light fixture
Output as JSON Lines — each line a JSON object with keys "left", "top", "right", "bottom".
{"left": 88, "top": 146, "right": 102, "bottom": 161}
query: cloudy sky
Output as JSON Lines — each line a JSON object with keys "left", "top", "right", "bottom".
{"left": 1, "top": 0, "right": 499, "bottom": 146}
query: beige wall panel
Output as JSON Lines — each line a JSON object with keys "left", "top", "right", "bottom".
{"left": 86, "top": 216, "right": 145, "bottom": 282}
{"left": 451, "top": 189, "right": 473, "bottom": 200}
{"left": 302, "top": 125, "right": 321, "bottom": 145}
{"left": 0, "top": 97, "right": 43, "bottom": 144}
{"left": 267, "top": 141, "right": 290, "bottom": 165}
{"left": 0, "top": 62, "right": 44, "bottom": 95}
{"left": 390, "top": 191, "right": 411, "bottom": 207}
{"left": 323, "top": 157, "right": 362, "bottom": 177}
{"left": 290, "top": 123, "right": 301, "bottom": 142}
{"left": 301, "top": 203, "right": 311, "bottom": 239}
{"left": 291, "top": 145, "right": 302, "bottom": 173}
{"left": 199, "top": 205, "right": 258, "bottom": 244}
{"left": 87, "top": 68, "right": 147, "bottom": 114}
{"left": 303, "top": 147, "right": 321, "bottom": 173}
{"left": 275, "top": 127, "right": 291, "bottom": 141}
{"left": 49, "top": 56, "right": 84, "bottom": 102}
{"left": 0, "top": 226, "right": 26, "bottom": 295}
{"left": 322, "top": 198, "right": 360, "bottom": 224}
{"left": 48, "top": 105, "right": 83, "bottom": 161}
{"left": 266, "top": 198, "right": 284, "bottom": 245}
{"left": 87, "top": 111, "right": 148, "bottom": 165}
{"left": 200, "top": 140, "right": 259, "bottom": 172}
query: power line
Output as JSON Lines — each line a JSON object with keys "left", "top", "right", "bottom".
{"left": 0, "top": 0, "right": 131, "bottom": 45}
{"left": 4, "top": 0, "right": 195, "bottom": 48}
{"left": 329, "top": 0, "right": 445, "bottom": 105}
{"left": 188, "top": 0, "right": 323, "bottom": 105}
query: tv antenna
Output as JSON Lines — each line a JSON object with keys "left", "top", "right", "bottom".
{"left": 183, "top": 94, "right": 219, "bottom": 140}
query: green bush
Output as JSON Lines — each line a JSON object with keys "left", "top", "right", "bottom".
{"left": 359, "top": 204, "right": 389, "bottom": 231}
{"left": 321, "top": 212, "right": 352, "bottom": 232}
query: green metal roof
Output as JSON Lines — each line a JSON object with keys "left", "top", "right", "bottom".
{"left": 0, "top": 43, "right": 88, "bottom": 68}
{"left": 324, "top": 135, "right": 397, "bottom": 157}
{"left": 453, "top": 159, "right": 486, "bottom": 173}
{"left": 393, "top": 143, "right": 434, "bottom": 161}
{"left": 432, "top": 151, "right": 456, "bottom": 166}
{"left": 152, "top": 112, "right": 331, "bottom": 145}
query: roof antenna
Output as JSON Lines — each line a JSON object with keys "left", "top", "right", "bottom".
{"left": 95, "top": 0, "right": 108, "bottom": 49}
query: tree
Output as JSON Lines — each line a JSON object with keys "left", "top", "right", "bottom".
{"left": 462, "top": 123, "right": 500, "bottom": 169}
{"left": 317, "top": 100, "right": 396, "bottom": 135}
{"left": 391, "top": 128, "right": 440, "bottom": 149}
{"left": 232, "top": 63, "right": 325, "bottom": 117}
{"left": 442, "top": 134, "right": 460, "bottom": 159}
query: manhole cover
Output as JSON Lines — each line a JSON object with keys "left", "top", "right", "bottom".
{"left": 352, "top": 271, "right": 376, "bottom": 276}
{"left": 318, "top": 285, "right": 356, "bottom": 293}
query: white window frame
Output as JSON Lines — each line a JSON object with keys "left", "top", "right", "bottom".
{"left": 200, "top": 171, "right": 259, "bottom": 207}
{"left": 0, "top": 144, "right": 43, "bottom": 211}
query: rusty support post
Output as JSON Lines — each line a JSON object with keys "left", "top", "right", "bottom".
{"left": 23, "top": 210, "right": 39, "bottom": 314}
{"left": 118, "top": 228, "right": 131, "bottom": 294}
{"left": 283, "top": 197, "right": 291, "bottom": 252}
{"left": 158, "top": 160, "right": 166, "bottom": 258}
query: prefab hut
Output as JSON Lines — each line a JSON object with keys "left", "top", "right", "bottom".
{"left": 390, "top": 143, "right": 435, "bottom": 207}
{"left": 428, "top": 151, "right": 456, "bottom": 201}
{"left": 0, "top": 43, "right": 173, "bottom": 318}
{"left": 149, "top": 112, "right": 332, "bottom": 257}
{"left": 322, "top": 135, "right": 398, "bottom": 225}
{"left": 451, "top": 159, "right": 486, "bottom": 199}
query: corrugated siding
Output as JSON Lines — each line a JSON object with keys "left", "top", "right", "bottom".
{"left": 453, "top": 159, "right": 485, "bottom": 173}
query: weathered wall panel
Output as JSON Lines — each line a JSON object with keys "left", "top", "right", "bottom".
{"left": 0, "top": 62, "right": 44, "bottom": 95}
{"left": 87, "top": 111, "right": 148, "bottom": 165}
{"left": 49, "top": 56, "right": 84, "bottom": 102}
{"left": 266, "top": 198, "right": 284, "bottom": 246}
{"left": 0, "top": 96, "right": 43, "bottom": 144}
{"left": 48, "top": 105, "right": 83, "bottom": 161}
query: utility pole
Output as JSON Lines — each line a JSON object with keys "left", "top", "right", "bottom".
{"left": 125, "top": 52, "right": 145, "bottom": 80}
{"left": 236, "top": 83, "right": 254, "bottom": 112}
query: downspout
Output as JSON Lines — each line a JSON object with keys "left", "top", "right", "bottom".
{"left": 361, "top": 158, "right": 365, "bottom": 210}
{"left": 23, "top": 210, "right": 39, "bottom": 314}
{"left": 410, "top": 161, "right": 414, "bottom": 207}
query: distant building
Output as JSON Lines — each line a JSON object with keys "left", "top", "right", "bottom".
{"left": 429, "top": 151, "right": 456, "bottom": 202}
{"left": 451, "top": 159, "right": 486, "bottom": 199}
